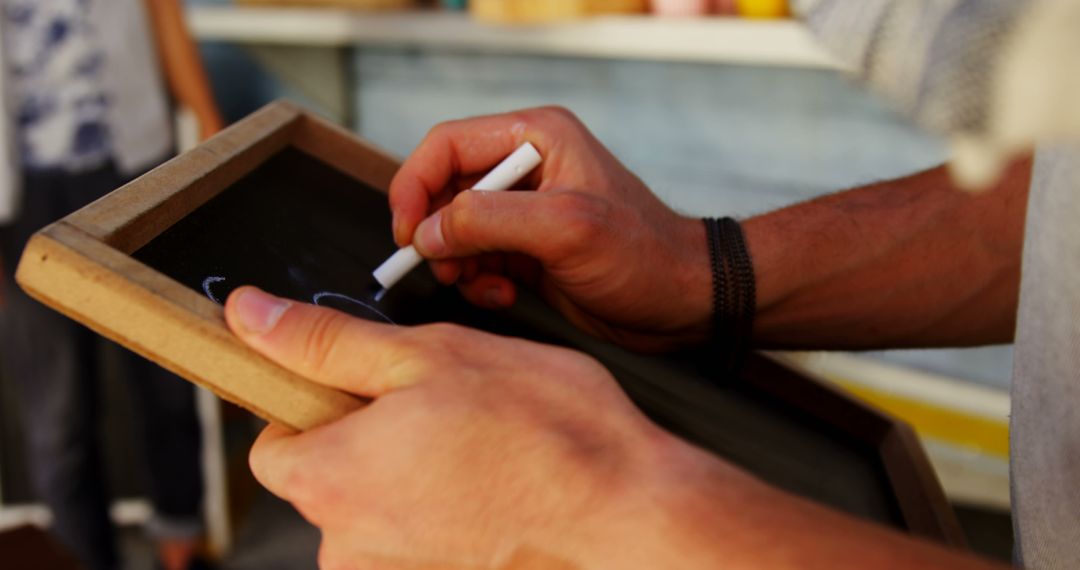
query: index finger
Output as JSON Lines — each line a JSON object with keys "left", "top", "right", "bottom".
{"left": 389, "top": 108, "right": 557, "bottom": 245}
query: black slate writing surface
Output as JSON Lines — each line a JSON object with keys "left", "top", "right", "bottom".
{"left": 134, "top": 147, "right": 902, "bottom": 528}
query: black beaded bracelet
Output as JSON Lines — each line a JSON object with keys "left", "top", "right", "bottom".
{"left": 703, "top": 217, "right": 757, "bottom": 373}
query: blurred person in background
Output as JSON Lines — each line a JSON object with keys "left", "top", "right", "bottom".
{"left": 0, "top": 1, "right": 223, "bottom": 569}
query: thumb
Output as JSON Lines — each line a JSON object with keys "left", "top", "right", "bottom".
{"left": 224, "top": 286, "right": 411, "bottom": 397}
{"left": 412, "top": 190, "right": 602, "bottom": 264}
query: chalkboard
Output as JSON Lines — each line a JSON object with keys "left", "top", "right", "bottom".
{"left": 133, "top": 146, "right": 903, "bottom": 528}
{"left": 135, "top": 147, "right": 449, "bottom": 326}
{"left": 17, "top": 102, "right": 958, "bottom": 543}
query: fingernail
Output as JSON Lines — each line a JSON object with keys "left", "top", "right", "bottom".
{"left": 234, "top": 288, "right": 291, "bottom": 335}
{"left": 391, "top": 215, "right": 401, "bottom": 244}
{"left": 414, "top": 211, "right": 446, "bottom": 256}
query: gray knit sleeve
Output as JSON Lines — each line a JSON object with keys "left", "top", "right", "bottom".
{"left": 791, "top": 0, "right": 1027, "bottom": 138}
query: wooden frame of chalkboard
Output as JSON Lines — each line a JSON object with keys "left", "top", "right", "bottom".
{"left": 14, "top": 100, "right": 964, "bottom": 546}
{"left": 16, "top": 101, "right": 375, "bottom": 431}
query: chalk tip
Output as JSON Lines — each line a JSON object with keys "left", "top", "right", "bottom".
{"left": 373, "top": 287, "right": 388, "bottom": 303}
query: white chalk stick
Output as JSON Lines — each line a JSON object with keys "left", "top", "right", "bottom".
{"left": 372, "top": 142, "right": 543, "bottom": 293}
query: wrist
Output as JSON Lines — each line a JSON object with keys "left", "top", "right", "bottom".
{"left": 738, "top": 215, "right": 781, "bottom": 318}
{"left": 669, "top": 214, "right": 715, "bottom": 343}
{"left": 568, "top": 428, "right": 748, "bottom": 570}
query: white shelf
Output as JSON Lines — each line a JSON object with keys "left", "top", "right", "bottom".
{"left": 187, "top": 6, "right": 845, "bottom": 70}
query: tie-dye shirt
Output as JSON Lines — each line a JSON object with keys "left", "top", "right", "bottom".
{"left": 2, "top": 0, "right": 111, "bottom": 172}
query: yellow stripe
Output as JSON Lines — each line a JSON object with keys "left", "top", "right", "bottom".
{"left": 830, "top": 379, "right": 1009, "bottom": 459}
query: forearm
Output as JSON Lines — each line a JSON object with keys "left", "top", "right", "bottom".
{"left": 657, "top": 449, "right": 1005, "bottom": 569}
{"left": 144, "top": 0, "right": 223, "bottom": 138}
{"left": 580, "top": 439, "right": 1005, "bottom": 570}
{"left": 744, "top": 158, "right": 1031, "bottom": 349}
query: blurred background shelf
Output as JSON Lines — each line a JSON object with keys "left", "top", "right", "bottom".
{"left": 186, "top": 6, "right": 844, "bottom": 69}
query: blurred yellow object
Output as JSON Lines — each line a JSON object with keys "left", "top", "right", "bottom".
{"left": 236, "top": 0, "right": 412, "bottom": 8}
{"left": 736, "top": 0, "right": 788, "bottom": 18}
{"left": 471, "top": 0, "right": 647, "bottom": 23}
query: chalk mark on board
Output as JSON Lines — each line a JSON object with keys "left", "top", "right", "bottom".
{"left": 313, "top": 292, "right": 396, "bottom": 324}
{"left": 202, "top": 276, "right": 226, "bottom": 304}
{"left": 200, "top": 276, "right": 394, "bottom": 325}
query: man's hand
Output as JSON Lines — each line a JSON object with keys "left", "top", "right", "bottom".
{"left": 224, "top": 286, "right": 712, "bottom": 568}
{"left": 224, "top": 286, "right": 1007, "bottom": 570}
{"left": 390, "top": 107, "right": 712, "bottom": 352}
{"left": 393, "top": 108, "right": 1032, "bottom": 351}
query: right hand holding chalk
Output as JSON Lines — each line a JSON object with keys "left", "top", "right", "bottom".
{"left": 389, "top": 107, "right": 713, "bottom": 352}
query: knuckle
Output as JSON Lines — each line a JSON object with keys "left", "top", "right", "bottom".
{"left": 516, "top": 105, "right": 582, "bottom": 132}
{"left": 247, "top": 447, "right": 272, "bottom": 485}
{"left": 414, "top": 322, "right": 469, "bottom": 349}
{"left": 284, "top": 464, "right": 333, "bottom": 524}
{"left": 537, "top": 105, "right": 579, "bottom": 125}
{"left": 392, "top": 323, "right": 471, "bottom": 375}
{"left": 425, "top": 120, "right": 454, "bottom": 142}
{"left": 380, "top": 328, "right": 444, "bottom": 381}
{"left": 445, "top": 190, "right": 486, "bottom": 244}
{"left": 281, "top": 460, "right": 312, "bottom": 499}
{"left": 317, "top": 542, "right": 347, "bottom": 570}
{"left": 549, "top": 192, "right": 609, "bottom": 248}
{"left": 422, "top": 119, "right": 466, "bottom": 153}
{"left": 567, "top": 351, "right": 614, "bottom": 388}
{"left": 300, "top": 310, "right": 350, "bottom": 377}
{"left": 451, "top": 185, "right": 482, "bottom": 210}
{"left": 402, "top": 334, "right": 437, "bottom": 364}
{"left": 384, "top": 335, "right": 425, "bottom": 368}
